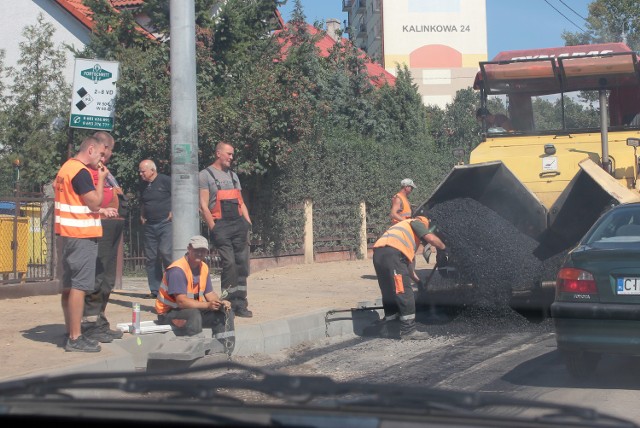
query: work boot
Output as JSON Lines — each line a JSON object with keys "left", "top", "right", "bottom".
{"left": 65, "top": 335, "right": 101, "bottom": 352}
{"left": 82, "top": 322, "right": 114, "bottom": 343}
{"left": 84, "top": 329, "right": 114, "bottom": 343}
{"left": 98, "top": 321, "right": 124, "bottom": 339}
{"left": 104, "top": 327, "right": 124, "bottom": 339}
{"left": 400, "top": 319, "right": 430, "bottom": 340}
{"left": 96, "top": 314, "right": 125, "bottom": 339}
{"left": 235, "top": 307, "right": 253, "bottom": 318}
{"left": 93, "top": 316, "right": 125, "bottom": 339}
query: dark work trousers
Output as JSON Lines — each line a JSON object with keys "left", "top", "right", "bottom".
{"left": 372, "top": 246, "right": 417, "bottom": 334}
{"left": 209, "top": 216, "right": 251, "bottom": 311}
{"left": 143, "top": 219, "right": 173, "bottom": 295}
{"left": 83, "top": 218, "right": 124, "bottom": 330}
{"left": 158, "top": 308, "right": 235, "bottom": 354}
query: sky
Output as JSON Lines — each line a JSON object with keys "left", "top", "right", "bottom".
{"left": 277, "top": 0, "right": 593, "bottom": 59}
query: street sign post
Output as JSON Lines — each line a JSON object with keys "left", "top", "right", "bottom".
{"left": 69, "top": 58, "right": 119, "bottom": 131}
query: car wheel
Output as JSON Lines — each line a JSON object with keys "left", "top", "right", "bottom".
{"left": 563, "top": 350, "right": 601, "bottom": 379}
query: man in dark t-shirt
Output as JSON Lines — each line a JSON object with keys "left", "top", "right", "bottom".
{"left": 138, "top": 159, "right": 172, "bottom": 298}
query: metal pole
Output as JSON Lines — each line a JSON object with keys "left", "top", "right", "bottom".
{"left": 67, "top": 127, "right": 75, "bottom": 159}
{"left": 170, "top": 0, "right": 200, "bottom": 259}
{"left": 12, "top": 161, "right": 21, "bottom": 277}
{"left": 599, "top": 89, "right": 611, "bottom": 173}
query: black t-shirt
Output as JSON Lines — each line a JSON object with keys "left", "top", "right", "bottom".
{"left": 139, "top": 173, "right": 172, "bottom": 224}
{"left": 71, "top": 169, "right": 95, "bottom": 195}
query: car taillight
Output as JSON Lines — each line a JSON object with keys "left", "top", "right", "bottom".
{"left": 556, "top": 267, "right": 597, "bottom": 294}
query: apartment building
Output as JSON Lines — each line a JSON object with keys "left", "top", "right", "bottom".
{"left": 343, "top": 0, "right": 487, "bottom": 108}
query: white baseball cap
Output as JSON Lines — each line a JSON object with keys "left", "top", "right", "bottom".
{"left": 188, "top": 235, "right": 209, "bottom": 250}
{"left": 401, "top": 178, "right": 416, "bottom": 188}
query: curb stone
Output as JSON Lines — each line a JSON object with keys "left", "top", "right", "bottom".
{"left": 22, "top": 301, "right": 384, "bottom": 378}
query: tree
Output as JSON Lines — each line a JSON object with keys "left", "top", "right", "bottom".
{"left": 107, "top": 45, "right": 172, "bottom": 191}
{"left": 1, "top": 14, "right": 70, "bottom": 189}
{"left": 438, "top": 88, "right": 482, "bottom": 160}
{"left": 0, "top": 49, "right": 7, "bottom": 101}
{"left": 2, "top": 0, "right": 451, "bottom": 257}
{"left": 563, "top": 0, "right": 640, "bottom": 50}
{"left": 0, "top": 49, "right": 11, "bottom": 193}
{"left": 208, "top": 0, "right": 286, "bottom": 82}
{"left": 82, "top": 0, "right": 155, "bottom": 58}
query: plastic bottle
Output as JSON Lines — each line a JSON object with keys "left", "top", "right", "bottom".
{"left": 131, "top": 302, "right": 141, "bottom": 334}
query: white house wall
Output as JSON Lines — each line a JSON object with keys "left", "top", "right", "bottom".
{"left": 0, "top": 0, "right": 91, "bottom": 86}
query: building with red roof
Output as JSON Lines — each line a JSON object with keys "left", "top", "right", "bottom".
{"left": 1, "top": 1, "right": 393, "bottom": 90}
{"left": 290, "top": 21, "right": 395, "bottom": 88}
{"left": 0, "top": 0, "right": 152, "bottom": 84}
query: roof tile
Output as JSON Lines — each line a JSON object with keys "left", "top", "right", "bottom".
{"left": 55, "top": 0, "right": 153, "bottom": 38}
{"left": 55, "top": 0, "right": 144, "bottom": 28}
{"left": 276, "top": 24, "right": 395, "bottom": 88}
{"left": 53, "top": 3, "right": 391, "bottom": 87}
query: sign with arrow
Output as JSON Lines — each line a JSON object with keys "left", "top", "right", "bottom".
{"left": 69, "top": 58, "right": 119, "bottom": 131}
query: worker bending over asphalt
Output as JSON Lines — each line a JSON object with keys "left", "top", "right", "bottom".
{"left": 372, "top": 216, "right": 448, "bottom": 340}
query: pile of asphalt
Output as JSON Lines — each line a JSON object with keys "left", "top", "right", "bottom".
{"left": 426, "top": 198, "right": 566, "bottom": 313}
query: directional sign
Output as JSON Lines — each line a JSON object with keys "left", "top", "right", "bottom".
{"left": 69, "top": 58, "right": 119, "bottom": 131}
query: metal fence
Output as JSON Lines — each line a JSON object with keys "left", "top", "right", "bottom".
{"left": 0, "top": 193, "right": 218, "bottom": 284}
{"left": 0, "top": 196, "right": 56, "bottom": 284}
{"left": 1, "top": 189, "right": 378, "bottom": 286}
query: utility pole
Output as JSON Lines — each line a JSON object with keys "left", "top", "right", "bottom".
{"left": 170, "top": 0, "right": 200, "bottom": 259}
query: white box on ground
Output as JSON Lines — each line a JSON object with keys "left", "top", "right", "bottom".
{"left": 116, "top": 320, "right": 172, "bottom": 334}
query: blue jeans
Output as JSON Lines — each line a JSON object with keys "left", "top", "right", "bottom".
{"left": 143, "top": 219, "right": 173, "bottom": 294}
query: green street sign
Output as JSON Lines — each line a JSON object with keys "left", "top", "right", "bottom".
{"left": 80, "top": 64, "right": 113, "bottom": 83}
{"left": 70, "top": 114, "right": 113, "bottom": 131}
{"left": 70, "top": 59, "right": 119, "bottom": 131}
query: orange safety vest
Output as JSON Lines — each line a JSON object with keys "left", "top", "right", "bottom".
{"left": 205, "top": 167, "right": 244, "bottom": 220}
{"left": 373, "top": 218, "right": 423, "bottom": 262}
{"left": 54, "top": 159, "right": 102, "bottom": 238}
{"left": 391, "top": 192, "right": 411, "bottom": 224}
{"left": 155, "top": 256, "right": 210, "bottom": 315}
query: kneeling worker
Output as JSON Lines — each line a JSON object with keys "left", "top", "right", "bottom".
{"left": 155, "top": 235, "right": 235, "bottom": 353}
{"left": 373, "top": 216, "right": 448, "bottom": 340}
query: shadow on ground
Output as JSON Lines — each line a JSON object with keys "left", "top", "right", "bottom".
{"left": 503, "top": 350, "right": 640, "bottom": 390}
{"left": 21, "top": 324, "right": 66, "bottom": 347}
{"left": 109, "top": 297, "right": 155, "bottom": 312}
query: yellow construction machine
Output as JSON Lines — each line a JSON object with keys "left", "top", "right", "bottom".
{"left": 414, "top": 43, "right": 640, "bottom": 319}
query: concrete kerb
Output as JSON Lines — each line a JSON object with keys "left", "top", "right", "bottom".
{"left": 24, "top": 300, "right": 384, "bottom": 379}
{"left": 236, "top": 302, "right": 384, "bottom": 357}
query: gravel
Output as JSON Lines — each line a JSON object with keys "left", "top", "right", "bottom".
{"left": 426, "top": 198, "right": 566, "bottom": 312}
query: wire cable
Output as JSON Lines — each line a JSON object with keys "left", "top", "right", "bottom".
{"left": 542, "top": 0, "right": 586, "bottom": 33}
{"left": 557, "top": 0, "right": 588, "bottom": 22}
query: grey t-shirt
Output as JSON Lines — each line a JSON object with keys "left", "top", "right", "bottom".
{"left": 198, "top": 166, "right": 242, "bottom": 210}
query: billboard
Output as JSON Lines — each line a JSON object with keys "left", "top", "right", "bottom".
{"left": 382, "top": 0, "right": 487, "bottom": 107}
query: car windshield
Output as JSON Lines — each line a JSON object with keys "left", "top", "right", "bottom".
{"left": 4, "top": 2, "right": 640, "bottom": 428}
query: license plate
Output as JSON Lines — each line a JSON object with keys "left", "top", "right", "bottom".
{"left": 616, "top": 277, "right": 640, "bottom": 295}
